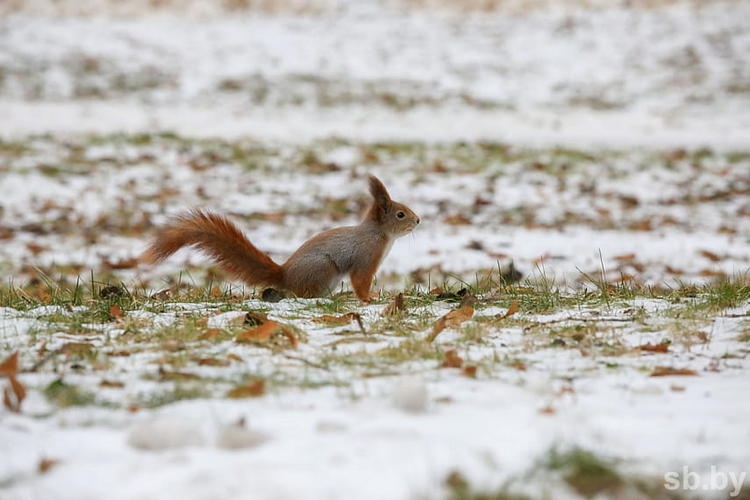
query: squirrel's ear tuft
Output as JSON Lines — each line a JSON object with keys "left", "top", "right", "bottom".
{"left": 368, "top": 175, "right": 392, "bottom": 214}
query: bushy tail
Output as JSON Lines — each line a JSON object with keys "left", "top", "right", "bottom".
{"left": 141, "top": 209, "right": 284, "bottom": 288}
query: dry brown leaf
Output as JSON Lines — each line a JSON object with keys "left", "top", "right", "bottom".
{"left": 226, "top": 379, "right": 266, "bottom": 399}
{"left": 1, "top": 352, "right": 24, "bottom": 413}
{"left": 196, "top": 357, "right": 230, "bottom": 367}
{"left": 462, "top": 365, "right": 478, "bottom": 378}
{"left": 227, "top": 353, "right": 244, "bottom": 362}
{"left": 500, "top": 301, "right": 519, "bottom": 319}
{"left": 0, "top": 351, "right": 19, "bottom": 377}
{"left": 698, "top": 249, "right": 722, "bottom": 262}
{"left": 26, "top": 242, "right": 47, "bottom": 255}
{"left": 650, "top": 366, "right": 699, "bottom": 377}
{"left": 9, "top": 376, "right": 26, "bottom": 404}
{"left": 99, "top": 379, "right": 125, "bottom": 388}
{"left": 313, "top": 313, "right": 360, "bottom": 325}
{"left": 630, "top": 219, "right": 652, "bottom": 231}
{"left": 38, "top": 458, "right": 61, "bottom": 474}
{"left": 538, "top": 405, "right": 556, "bottom": 415}
{"left": 699, "top": 269, "right": 727, "bottom": 278}
{"left": 426, "top": 306, "right": 474, "bottom": 342}
{"left": 235, "top": 320, "right": 298, "bottom": 348}
{"left": 445, "top": 306, "right": 475, "bottom": 328}
{"left": 443, "top": 214, "right": 472, "bottom": 226}
{"left": 198, "top": 328, "right": 223, "bottom": 340}
{"left": 665, "top": 265, "right": 684, "bottom": 275}
{"left": 158, "top": 369, "right": 200, "bottom": 381}
{"left": 108, "top": 305, "right": 125, "bottom": 320}
{"left": 60, "top": 342, "right": 95, "bottom": 357}
{"left": 511, "top": 360, "right": 527, "bottom": 371}
{"left": 613, "top": 253, "right": 636, "bottom": 262}
{"left": 441, "top": 349, "right": 464, "bottom": 368}
{"left": 107, "top": 349, "right": 132, "bottom": 357}
{"left": 638, "top": 342, "right": 669, "bottom": 353}
{"left": 3, "top": 375, "right": 25, "bottom": 412}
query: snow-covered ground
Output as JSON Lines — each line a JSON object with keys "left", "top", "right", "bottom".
{"left": 1, "top": 1, "right": 749, "bottom": 147}
{"left": 1, "top": 1, "right": 749, "bottom": 499}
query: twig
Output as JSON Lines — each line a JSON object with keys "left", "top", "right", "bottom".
{"left": 282, "top": 354, "right": 330, "bottom": 371}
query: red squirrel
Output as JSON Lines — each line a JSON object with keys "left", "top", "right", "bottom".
{"left": 141, "top": 175, "right": 420, "bottom": 301}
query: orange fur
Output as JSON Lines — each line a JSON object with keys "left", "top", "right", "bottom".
{"left": 142, "top": 210, "right": 284, "bottom": 288}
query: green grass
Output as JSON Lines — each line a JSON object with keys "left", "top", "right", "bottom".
{"left": 2, "top": 264, "right": 748, "bottom": 410}
{"left": 44, "top": 379, "right": 97, "bottom": 408}
{"left": 544, "top": 447, "right": 624, "bottom": 497}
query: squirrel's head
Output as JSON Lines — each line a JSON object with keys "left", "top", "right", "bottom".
{"left": 367, "top": 175, "right": 420, "bottom": 237}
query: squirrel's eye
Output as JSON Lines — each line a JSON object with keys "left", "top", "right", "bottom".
{"left": 396, "top": 211, "right": 405, "bottom": 219}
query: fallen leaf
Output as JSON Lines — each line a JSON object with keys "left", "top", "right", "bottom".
{"left": 638, "top": 342, "right": 669, "bottom": 353}
{"left": 108, "top": 305, "right": 125, "bottom": 320}
{"left": 3, "top": 377, "right": 25, "bottom": 412}
{"left": 538, "top": 405, "right": 556, "bottom": 415}
{"left": 60, "top": 342, "right": 95, "bottom": 357}
{"left": 699, "top": 269, "right": 726, "bottom": 278}
{"left": 1, "top": 352, "right": 25, "bottom": 412}
{"left": 313, "top": 313, "right": 360, "bottom": 325}
{"left": 38, "top": 458, "right": 61, "bottom": 474}
{"left": 670, "top": 384, "right": 686, "bottom": 392}
{"left": 630, "top": 219, "right": 652, "bottom": 231}
{"left": 441, "top": 349, "right": 464, "bottom": 368}
{"left": 665, "top": 265, "right": 684, "bottom": 275}
{"left": 511, "top": 360, "right": 527, "bottom": 371}
{"left": 227, "top": 353, "right": 244, "bottom": 362}
{"left": 26, "top": 242, "right": 47, "bottom": 255}
{"left": 462, "top": 365, "right": 478, "bottom": 378}
{"left": 198, "top": 328, "right": 223, "bottom": 340}
{"left": 196, "top": 357, "right": 230, "bottom": 367}
{"left": 99, "top": 379, "right": 125, "bottom": 388}
{"left": 443, "top": 214, "right": 472, "bottom": 225}
{"left": 698, "top": 249, "right": 722, "bottom": 262}
{"left": 499, "top": 300, "right": 519, "bottom": 319}
{"left": 426, "top": 306, "right": 474, "bottom": 342}
{"left": 650, "top": 366, "right": 699, "bottom": 377}
{"left": 159, "top": 369, "right": 200, "bottom": 381}
{"left": 107, "top": 349, "right": 132, "bottom": 357}
{"left": 226, "top": 379, "right": 266, "bottom": 398}
{"left": 613, "top": 253, "right": 636, "bottom": 262}
{"left": 0, "top": 351, "right": 19, "bottom": 377}
{"left": 235, "top": 320, "right": 298, "bottom": 348}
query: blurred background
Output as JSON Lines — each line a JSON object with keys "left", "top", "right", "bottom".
{"left": 1, "top": 0, "right": 748, "bottom": 144}
{"left": 0, "top": 0, "right": 748, "bottom": 289}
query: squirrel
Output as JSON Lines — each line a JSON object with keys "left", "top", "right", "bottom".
{"left": 141, "top": 175, "right": 420, "bottom": 301}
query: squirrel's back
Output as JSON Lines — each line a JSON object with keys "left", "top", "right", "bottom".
{"left": 282, "top": 223, "right": 389, "bottom": 297}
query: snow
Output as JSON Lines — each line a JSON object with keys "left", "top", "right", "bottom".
{"left": 1, "top": 1, "right": 750, "bottom": 499}
{"left": 1, "top": 2, "right": 749, "bottom": 147}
